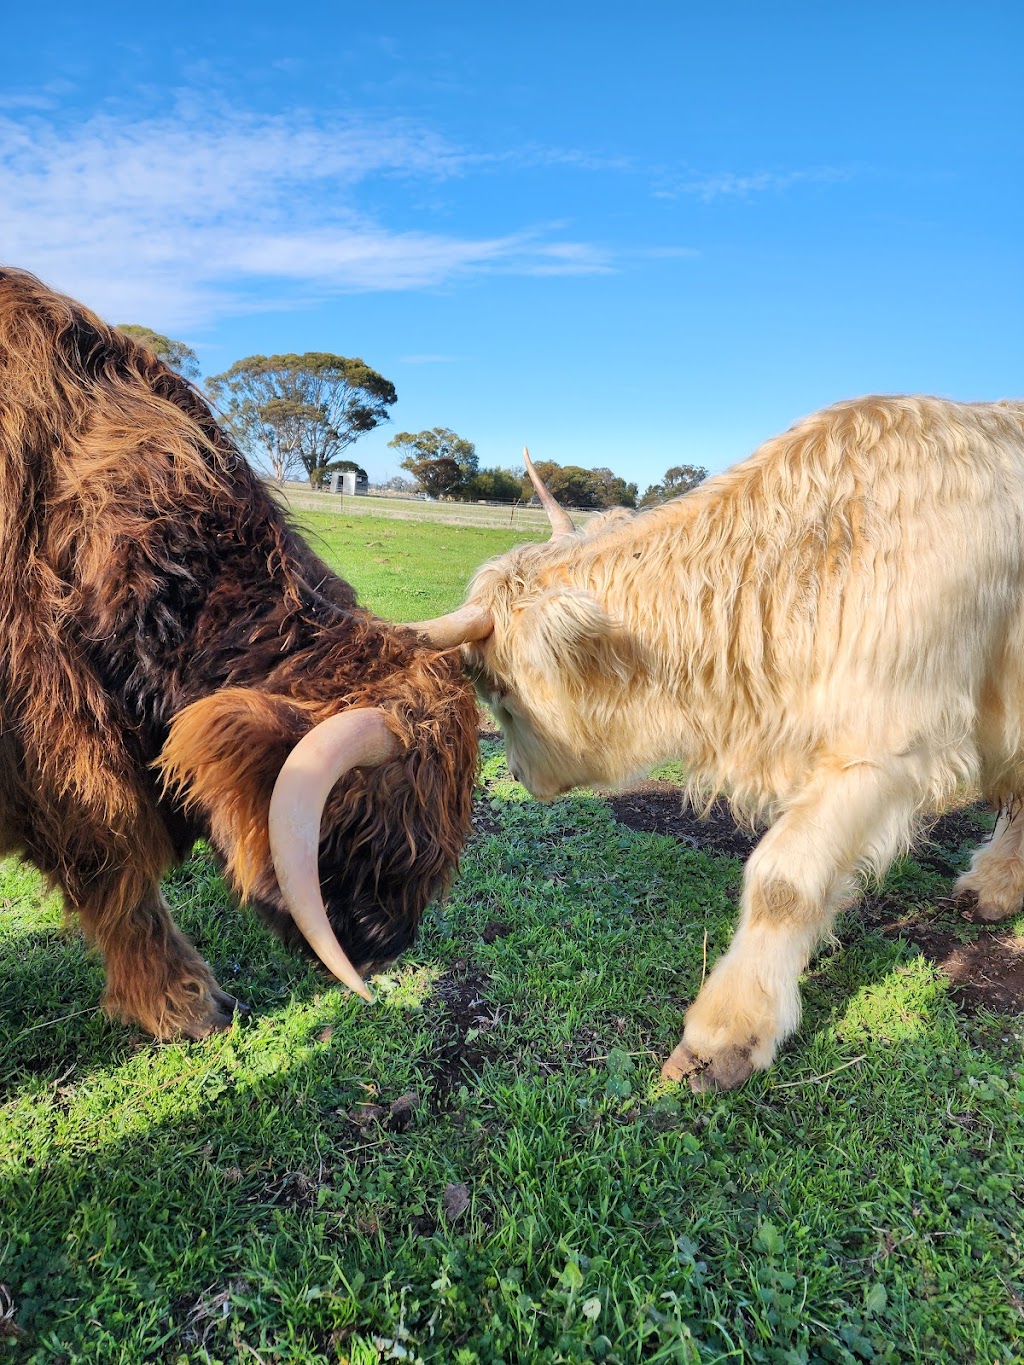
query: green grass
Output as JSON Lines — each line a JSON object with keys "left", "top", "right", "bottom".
{"left": 1, "top": 518, "right": 1023, "bottom": 1364}
{"left": 290, "top": 510, "right": 534, "bottom": 620}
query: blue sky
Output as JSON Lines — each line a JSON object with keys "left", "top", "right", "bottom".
{"left": 2, "top": 2, "right": 1021, "bottom": 489}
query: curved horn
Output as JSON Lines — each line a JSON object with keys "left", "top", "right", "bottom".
{"left": 401, "top": 602, "right": 493, "bottom": 650}
{"left": 523, "top": 446, "right": 576, "bottom": 539}
{"left": 268, "top": 707, "right": 400, "bottom": 1001}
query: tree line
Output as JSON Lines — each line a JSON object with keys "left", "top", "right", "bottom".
{"left": 122, "top": 327, "right": 706, "bottom": 509}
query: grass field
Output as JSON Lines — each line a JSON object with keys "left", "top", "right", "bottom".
{"left": 1, "top": 513, "right": 1022, "bottom": 1364}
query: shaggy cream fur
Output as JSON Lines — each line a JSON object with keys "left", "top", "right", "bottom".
{"left": 462, "top": 395, "right": 1024, "bottom": 1089}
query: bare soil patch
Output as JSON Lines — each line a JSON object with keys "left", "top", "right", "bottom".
{"left": 860, "top": 896, "right": 1024, "bottom": 1017}
{"left": 607, "top": 780, "right": 760, "bottom": 858}
{"left": 421, "top": 963, "right": 500, "bottom": 1098}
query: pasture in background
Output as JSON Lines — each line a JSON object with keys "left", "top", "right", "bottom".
{"left": 275, "top": 484, "right": 597, "bottom": 539}
{"left": 1, "top": 512, "right": 1022, "bottom": 1364}
{"left": 285, "top": 508, "right": 535, "bottom": 621}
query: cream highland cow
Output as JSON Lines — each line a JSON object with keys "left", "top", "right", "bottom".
{"left": 411, "top": 395, "right": 1024, "bottom": 1090}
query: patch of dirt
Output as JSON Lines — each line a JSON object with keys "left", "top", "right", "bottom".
{"left": 860, "top": 895, "right": 1024, "bottom": 1017}
{"left": 605, "top": 780, "right": 1023, "bottom": 1017}
{"left": 481, "top": 920, "right": 513, "bottom": 943}
{"left": 258, "top": 1169, "right": 321, "bottom": 1210}
{"left": 442, "top": 1181, "right": 471, "bottom": 1223}
{"left": 422, "top": 963, "right": 501, "bottom": 1098}
{"left": 470, "top": 801, "right": 505, "bottom": 839}
{"left": 914, "top": 809, "right": 994, "bottom": 877}
{"left": 607, "top": 781, "right": 760, "bottom": 858}
{"left": 932, "top": 933, "right": 1024, "bottom": 1017}
{"left": 345, "top": 1091, "right": 420, "bottom": 1133}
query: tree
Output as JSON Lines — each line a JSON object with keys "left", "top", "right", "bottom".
{"left": 520, "top": 461, "right": 602, "bottom": 508}
{"left": 257, "top": 395, "right": 321, "bottom": 485}
{"left": 463, "top": 466, "right": 524, "bottom": 502}
{"left": 639, "top": 462, "right": 708, "bottom": 507}
{"left": 404, "top": 455, "right": 463, "bottom": 499}
{"left": 389, "top": 428, "right": 479, "bottom": 499}
{"left": 589, "top": 466, "right": 638, "bottom": 509}
{"left": 117, "top": 324, "right": 201, "bottom": 381}
{"left": 326, "top": 458, "right": 368, "bottom": 482}
{"left": 380, "top": 474, "right": 417, "bottom": 494}
{"left": 208, "top": 353, "right": 396, "bottom": 487}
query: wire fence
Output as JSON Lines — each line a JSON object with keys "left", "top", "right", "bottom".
{"left": 268, "top": 484, "right": 598, "bottom": 532}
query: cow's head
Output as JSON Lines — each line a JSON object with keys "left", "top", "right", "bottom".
{"left": 156, "top": 644, "right": 478, "bottom": 1000}
{"left": 409, "top": 451, "right": 643, "bottom": 801}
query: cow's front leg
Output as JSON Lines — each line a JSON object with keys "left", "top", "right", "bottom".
{"left": 78, "top": 879, "right": 242, "bottom": 1040}
{"left": 663, "top": 756, "right": 923, "bottom": 1091}
{"left": 664, "top": 876, "right": 833, "bottom": 1090}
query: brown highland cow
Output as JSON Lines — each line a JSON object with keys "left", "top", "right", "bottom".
{"left": 0, "top": 267, "right": 478, "bottom": 1039}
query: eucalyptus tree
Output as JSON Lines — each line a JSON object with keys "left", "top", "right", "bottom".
{"left": 208, "top": 353, "right": 396, "bottom": 486}
{"left": 117, "top": 324, "right": 201, "bottom": 381}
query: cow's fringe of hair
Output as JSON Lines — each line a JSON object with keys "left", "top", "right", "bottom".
{"left": 157, "top": 668, "right": 478, "bottom": 967}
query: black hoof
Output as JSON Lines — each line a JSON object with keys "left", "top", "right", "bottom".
{"left": 212, "top": 988, "right": 251, "bottom": 1019}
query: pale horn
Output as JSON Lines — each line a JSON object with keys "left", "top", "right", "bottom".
{"left": 268, "top": 707, "right": 400, "bottom": 1001}
{"left": 401, "top": 602, "right": 493, "bottom": 650}
{"left": 523, "top": 446, "right": 576, "bottom": 539}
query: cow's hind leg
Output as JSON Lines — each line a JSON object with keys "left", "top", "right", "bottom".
{"left": 663, "top": 756, "right": 925, "bottom": 1092}
{"left": 954, "top": 803, "right": 1024, "bottom": 922}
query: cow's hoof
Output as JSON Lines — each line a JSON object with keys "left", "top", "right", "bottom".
{"left": 661, "top": 1040, "right": 756, "bottom": 1092}
{"left": 213, "top": 988, "right": 251, "bottom": 1019}
{"left": 176, "top": 987, "right": 249, "bottom": 1040}
{"left": 955, "top": 889, "right": 1020, "bottom": 924}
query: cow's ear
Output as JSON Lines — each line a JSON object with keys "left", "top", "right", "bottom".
{"left": 156, "top": 688, "right": 306, "bottom": 900}
{"left": 519, "top": 589, "right": 629, "bottom": 686}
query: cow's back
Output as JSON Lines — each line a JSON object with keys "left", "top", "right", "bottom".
{"left": 555, "top": 396, "right": 1024, "bottom": 809}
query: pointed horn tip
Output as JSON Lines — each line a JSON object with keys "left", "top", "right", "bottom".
{"left": 521, "top": 447, "right": 576, "bottom": 538}
{"left": 268, "top": 708, "right": 398, "bottom": 1001}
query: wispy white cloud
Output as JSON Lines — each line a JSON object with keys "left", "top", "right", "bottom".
{"left": 655, "top": 166, "right": 851, "bottom": 203}
{"left": 0, "top": 93, "right": 59, "bottom": 111}
{"left": 489, "top": 144, "right": 636, "bottom": 174}
{"left": 0, "top": 103, "right": 613, "bottom": 330}
{"left": 0, "top": 79, "right": 76, "bottom": 112}
{"left": 517, "top": 241, "right": 615, "bottom": 276}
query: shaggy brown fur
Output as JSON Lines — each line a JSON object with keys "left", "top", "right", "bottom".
{"left": 0, "top": 267, "right": 478, "bottom": 1039}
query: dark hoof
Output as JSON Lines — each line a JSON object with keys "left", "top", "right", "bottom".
{"left": 662, "top": 1040, "right": 756, "bottom": 1092}
{"left": 178, "top": 989, "right": 249, "bottom": 1040}
{"left": 956, "top": 889, "right": 1019, "bottom": 924}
